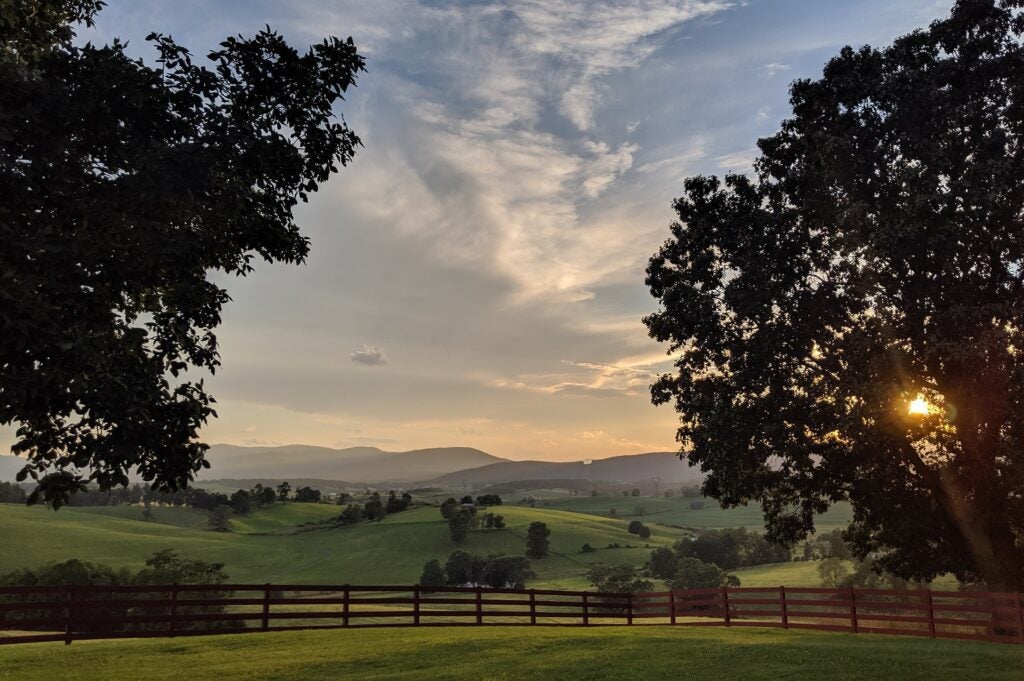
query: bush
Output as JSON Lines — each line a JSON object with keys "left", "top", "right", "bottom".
{"left": 689, "top": 500, "right": 706, "bottom": 510}
{"left": 581, "top": 543, "right": 596, "bottom": 553}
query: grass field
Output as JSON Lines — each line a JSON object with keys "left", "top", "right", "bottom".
{"left": 2, "top": 626, "right": 1021, "bottom": 681}
{"left": 0, "top": 503, "right": 679, "bottom": 588}
{"left": 517, "top": 494, "right": 853, "bottom": 530}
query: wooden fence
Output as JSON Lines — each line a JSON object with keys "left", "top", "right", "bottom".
{"left": 1, "top": 583, "right": 1021, "bottom": 646}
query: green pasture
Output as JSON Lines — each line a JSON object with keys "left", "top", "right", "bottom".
{"left": 517, "top": 494, "right": 853, "bottom": 531}
{"left": 1, "top": 625, "right": 1020, "bottom": 681}
{"left": 0, "top": 503, "right": 676, "bottom": 588}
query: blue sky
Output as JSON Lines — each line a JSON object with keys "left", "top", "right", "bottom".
{"left": 8, "top": 0, "right": 953, "bottom": 461}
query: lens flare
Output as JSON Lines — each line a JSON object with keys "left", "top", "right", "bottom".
{"left": 908, "top": 395, "right": 930, "bottom": 416}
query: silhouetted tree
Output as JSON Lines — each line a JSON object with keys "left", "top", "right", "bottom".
{"left": 363, "top": 492, "right": 385, "bottom": 522}
{"left": 337, "top": 503, "right": 363, "bottom": 526}
{"left": 448, "top": 509, "right": 472, "bottom": 544}
{"left": 645, "top": 1, "right": 1024, "bottom": 590}
{"left": 525, "top": 521, "right": 550, "bottom": 558}
{"left": 1, "top": 0, "right": 366, "bottom": 507}
{"left": 419, "top": 559, "right": 446, "bottom": 588}
{"left": 294, "top": 486, "right": 322, "bottom": 503}
{"left": 229, "top": 490, "right": 253, "bottom": 515}
{"left": 276, "top": 482, "right": 291, "bottom": 502}
{"left": 439, "top": 497, "right": 459, "bottom": 520}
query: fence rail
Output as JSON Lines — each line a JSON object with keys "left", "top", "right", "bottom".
{"left": 1, "top": 583, "right": 1021, "bottom": 646}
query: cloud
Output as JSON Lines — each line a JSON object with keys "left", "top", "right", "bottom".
{"left": 350, "top": 345, "right": 389, "bottom": 366}
{"left": 760, "top": 62, "right": 791, "bottom": 77}
{"left": 714, "top": 149, "right": 757, "bottom": 173}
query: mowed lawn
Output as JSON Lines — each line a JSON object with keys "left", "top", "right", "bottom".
{"left": 0, "top": 504, "right": 677, "bottom": 588}
{"left": 2, "top": 626, "right": 1022, "bottom": 681}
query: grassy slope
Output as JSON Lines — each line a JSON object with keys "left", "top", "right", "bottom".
{"left": 0, "top": 504, "right": 676, "bottom": 588}
{"left": 519, "top": 494, "right": 853, "bottom": 530}
{"left": 2, "top": 627, "right": 1021, "bottom": 681}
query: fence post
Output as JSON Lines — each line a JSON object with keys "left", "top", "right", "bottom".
{"left": 1016, "top": 592, "right": 1024, "bottom": 645}
{"left": 780, "top": 586, "right": 788, "bottom": 630}
{"left": 924, "top": 589, "right": 936, "bottom": 638}
{"left": 63, "top": 586, "right": 74, "bottom": 646}
{"left": 413, "top": 586, "right": 420, "bottom": 626}
{"left": 169, "top": 584, "right": 179, "bottom": 637}
{"left": 582, "top": 592, "right": 589, "bottom": 626}
{"left": 722, "top": 587, "right": 731, "bottom": 627}
{"left": 529, "top": 589, "right": 537, "bottom": 625}
{"left": 849, "top": 586, "right": 859, "bottom": 633}
{"left": 627, "top": 593, "right": 634, "bottom": 625}
{"left": 342, "top": 585, "right": 350, "bottom": 628}
{"left": 261, "top": 584, "right": 271, "bottom": 631}
{"left": 669, "top": 591, "right": 676, "bottom": 625}
{"left": 475, "top": 587, "right": 483, "bottom": 625}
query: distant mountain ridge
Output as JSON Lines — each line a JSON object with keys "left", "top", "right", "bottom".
{"left": 201, "top": 444, "right": 506, "bottom": 483}
{"left": 434, "top": 452, "right": 701, "bottom": 486}
{"left": 0, "top": 447, "right": 700, "bottom": 487}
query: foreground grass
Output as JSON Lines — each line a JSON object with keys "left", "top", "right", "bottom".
{"left": 2, "top": 626, "right": 1021, "bottom": 681}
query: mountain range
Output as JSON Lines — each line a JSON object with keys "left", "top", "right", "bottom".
{"left": 0, "top": 445, "right": 700, "bottom": 487}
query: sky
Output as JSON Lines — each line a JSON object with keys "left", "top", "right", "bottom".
{"left": 3, "top": 0, "right": 953, "bottom": 463}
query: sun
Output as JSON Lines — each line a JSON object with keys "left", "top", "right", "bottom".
{"left": 908, "top": 395, "right": 930, "bottom": 416}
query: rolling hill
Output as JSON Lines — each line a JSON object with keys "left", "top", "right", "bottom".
{"left": 0, "top": 502, "right": 678, "bottom": 588}
{"left": 436, "top": 452, "right": 703, "bottom": 486}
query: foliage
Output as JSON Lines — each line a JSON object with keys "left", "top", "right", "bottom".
{"left": 818, "top": 557, "right": 850, "bottom": 588}
{"left": 440, "top": 497, "right": 459, "bottom": 520}
{"left": 419, "top": 559, "right": 446, "bottom": 588}
{"left": 668, "top": 557, "right": 732, "bottom": 590}
{"left": 675, "top": 528, "right": 789, "bottom": 570}
{"left": 132, "top": 549, "right": 227, "bottom": 586}
{"left": 0, "top": 549, "right": 229, "bottom": 633}
{"left": 275, "top": 482, "right": 291, "bottom": 502}
{"left": 646, "top": 547, "right": 678, "bottom": 580}
{"left": 581, "top": 543, "right": 596, "bottom": 554}
{"left": 336, "top": 503, "right": 364, "bottom": 526}
{"left": 526, "top": 521, "right": 550, "bottom": 558}
{"left": 475, "top": 494, "right": 503, "bottom": 507}
{"left": 293, "top": 487, "right": 322, "bottom": 504}
{"left": 0, "top": 0, "right": 365, "bottom": 507}
{"left": 481, "top": 512, "right": 505, "bottom": 529}
{"left": 363, "top": 493, "right": 386, "bottom": 522}
{"left": 385, "top": 490, "right": 413, "bottom": 514}
{"left": 586, "top": 563, "right": 653, "bottom": 594}
{"left": 645, "top": 0, "right": 1024, "bottom": 590}
{"left": 448, "top": 509, "right": 472, "bottom": 543}
{"left": 0, "top": 481, "right": 26, "bottom": 503}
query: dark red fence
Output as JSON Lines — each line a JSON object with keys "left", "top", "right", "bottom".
{"left": 1, "top": 583, "right": 1021, "bottom": 646}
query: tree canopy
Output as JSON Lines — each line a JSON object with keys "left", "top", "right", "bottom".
{"left": 645, "top": 0, "right": 1024, "bottom": 589}
{"left": 0, "top": 1, "right": 365, "bottom": 506}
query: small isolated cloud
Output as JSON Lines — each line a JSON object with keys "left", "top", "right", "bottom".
{"left": 350, "top": 345, "right": 389, "bottom": 367}
{"left": 755, "top": 107, "right": 769, "bottom": 122}
{"left": 714, "top": 149, "right": 756, "bottom": 173}
{"left": 761, "top": 62, "right": 790, "bottom": 77}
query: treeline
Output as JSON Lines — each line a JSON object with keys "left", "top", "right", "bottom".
{"left": 585, "top": 528, "right": 797, "bottom": 594}
{"left": 336, "top": 490, "right": 415, "bottom": 527}
{"left": 0, "top": 551, "right": 233, "bottom": 634}
{"left": 0, "top": 481, "right": 26, "bottom": 503}
{"left": 439, "top": 495, "right": 505, "bottom": 543}
{"left": 419, "top": 550, "right": 534, "bottom": 589}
